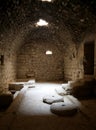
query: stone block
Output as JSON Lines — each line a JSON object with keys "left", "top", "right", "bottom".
{"left": 50, "top": 102, "right": 78, "bottom": 116}
{"left": 68, "top": 78, "right": 96, "bottom": 99}
{"left": 9, "top": 83, "right": 24, "bottom": 91}
{"left": 0, "top": 91, "right": 13, "bottom": 109}
{"left": 43, "top": 95, "right": 64, "bottom": 104}
{"left": 55, "top": 87, "right": 67, "bottom": 96}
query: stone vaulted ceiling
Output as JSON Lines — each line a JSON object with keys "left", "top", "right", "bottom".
{"left": 0, "top": 0, "right": 96, "bottom": 42}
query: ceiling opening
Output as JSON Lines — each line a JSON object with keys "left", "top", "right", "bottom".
{"left": 41, "top": 0, "right": 52, "bottom": 2}
{"left": 46, "top": 50, "right": 52, "bottom": 55}
{"left": 35, "top": 19, "right": 49, "bottom": 27}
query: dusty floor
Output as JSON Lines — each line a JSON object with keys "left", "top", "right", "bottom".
{"left": 0, "top": 82, "right": 96, "bottom": 130}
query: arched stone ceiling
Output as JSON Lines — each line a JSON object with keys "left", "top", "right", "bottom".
{"left": 0, "top": 0, "right": 96, "bottom": 49}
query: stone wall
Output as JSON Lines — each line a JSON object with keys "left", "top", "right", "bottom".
{"left": 0, "top": 27, "right": 26, "bottom": 90}
{"left": 63, "top": 33, "right": 96, "bottom": 81}
{"left": 0, "top": 25, "right": 33, "bottom": 90}
{"left": 82, "top": 33, "right": 96, "bottom": 79}
{"left": 0, "top": 24, "right": 95, "bottom": 91}
{"left": 63, "top": 43, "right": 84, "bottom": 81}
{"left": 17, "top": 41, "right": 64, "bottom": 81}
{"left": 0, "top": 33, "right": 17, "bottom": 91}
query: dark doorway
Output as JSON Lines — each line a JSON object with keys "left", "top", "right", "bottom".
{"left": 84, "top": 41, "right": 94, "bottom": 75}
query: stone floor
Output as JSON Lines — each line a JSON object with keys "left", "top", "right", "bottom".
{"left": 0, "top": 82, "right": 96, "bottom": 130}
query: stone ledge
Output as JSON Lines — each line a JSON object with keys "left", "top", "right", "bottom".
{"left": 9, "top": 83, "right": 24, "bottom": 91}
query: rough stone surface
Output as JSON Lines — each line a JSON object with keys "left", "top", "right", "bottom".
{"left": 43, "top": 95, "right": 64, "bottom": 104}
{"left": 17, "top": 42, "right": 64, "bottom": 81}
{"left": 0, "top": 0, "right": 96, "bottom": 90}
{"left": 68, "top": 78, "right": 96, "bottom": 99}
{"left": 9, "top": 83, "right": 24, "bottom": 91}
{"left": 0, "top": 83, "right": 96, "bottom": 130}
{"left": 55, "top": 87, "right": 67, "bottom": 96}
{"left": 50, "top": 102, "right": 78, "bottom": 116}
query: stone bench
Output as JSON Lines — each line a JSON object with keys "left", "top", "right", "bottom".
{"left": 9, "top": 83, "right": 24, "bottom": 91}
